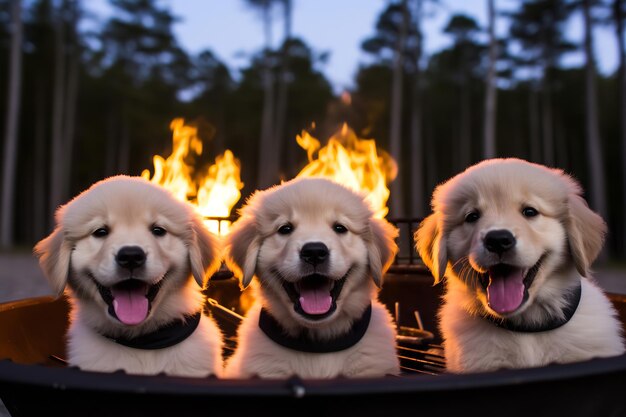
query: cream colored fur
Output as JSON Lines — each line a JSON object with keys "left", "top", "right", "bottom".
{"left": 224, "top": 178, "right": 400, "bottom": 378}
{"left": 415, "top": 158, "right": 625, "bottom": 373}
{"left": 35, "top": 176, "right": 223, "bottom": 377}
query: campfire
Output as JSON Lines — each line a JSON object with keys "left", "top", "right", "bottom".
{"left": 141, "top": 118, "right": 243, "bottom": 235}
{"left": 142, "top": 119, "right": 396, "bottom": 234}
{"left": 296, "top": 123, "right": 397, "bottom": 219}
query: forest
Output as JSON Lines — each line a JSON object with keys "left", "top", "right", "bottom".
{"left": 1, "top": 0, "right": 625, "bottom": 261}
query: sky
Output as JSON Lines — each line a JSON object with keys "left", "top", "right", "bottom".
{"left": 89, "top": 0, "right": 619, "bottom": 93}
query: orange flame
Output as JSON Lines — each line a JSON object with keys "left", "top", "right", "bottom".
{"left": 141, "top": 118, "right": 243, "bottom": 235}
{"left": 295, "top": 123, "right": 397, "bottom": 218}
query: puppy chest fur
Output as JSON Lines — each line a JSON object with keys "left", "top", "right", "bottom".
{"left": 225, "top": 302, "right": 399, "bottom": 378}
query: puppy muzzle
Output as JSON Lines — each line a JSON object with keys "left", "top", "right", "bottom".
{"left": 281, "top": 267, "right": 353, "bottom": 321}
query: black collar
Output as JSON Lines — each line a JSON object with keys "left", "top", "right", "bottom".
{"left": 483, "top": 282, "right": 582, "bottom": 333}
{"left": 258, "top": 304, "right": 372, "bottom": 353}
{"left": 102, "top": 311, "right": 202, "bottom": 350}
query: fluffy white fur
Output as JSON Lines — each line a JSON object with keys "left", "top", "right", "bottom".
{"left": 416, "top": 158, "right": 625, "bottom": 373}
{"left": 224, "top": 178, "right": 400, "bottom": 378}
{"left": 35, "top": 176, "right": 224, "bottom": 377}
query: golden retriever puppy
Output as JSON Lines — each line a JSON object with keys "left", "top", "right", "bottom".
{"left": 416, "top": 158, "right": 625, "bottom": 373}
{"left": 223, "top": 178, "right": 400, "bottom": 378}
{"left": 35, "top": 176, "right": 224, "bottom": 377}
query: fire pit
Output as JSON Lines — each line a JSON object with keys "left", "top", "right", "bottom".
{"left": 1, "top": 218, "right": 625, "bottom": 417}
{"left": 1, "top": 271, "right": 625, "bottom": 417}
{"left": 2, "top": 121, "right": 625, "bottom": 416}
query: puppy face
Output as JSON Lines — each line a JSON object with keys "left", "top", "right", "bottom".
{"left": 416, "top": 159, "right": 606, "bottom": 318}
{"left": 35, "top": 176, "right": 220, "bottom": 328}
{"left": 226, "top": 178, "right": 397, "bottom": 327}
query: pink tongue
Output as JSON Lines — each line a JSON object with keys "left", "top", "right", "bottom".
{"left": 487, "top": 267, "right": 525, "bottom": 314}
{"left": 111, "top": 286, "right": 149, "bottom": 325}
{"left": 299, "top": 288, "right": 332, "bottom": 315}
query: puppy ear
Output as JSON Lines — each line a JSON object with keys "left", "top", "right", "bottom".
{"left": 566, "top": 192, "right": 606, "bottom": 277}
{"left": 189, "top": 214, "right": 222, "bottom": 288}
{"left": 367, "top": 218, "right": 399, "bottom": 288}
{"left": 225, "top": 214, "right": 261, "bottom": 289}
{"left": 34, "top": 226, "right": 72, "bottom": 296}
{"left": 415, "top": 213, "right": 448, "bottom": 283}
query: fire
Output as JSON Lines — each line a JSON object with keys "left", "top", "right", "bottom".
{"left": 196, "top": 150, "right": 242, "bottom": 234}
{"left": 296, "top": 123, "right": 397, "bottom": 218}
{"left": 141, "top": 118, "right": 243, "bottom": 235}
{"left": 142, "top": 119, "right": 394, "bottom": 236}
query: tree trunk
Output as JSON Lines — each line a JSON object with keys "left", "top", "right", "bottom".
{"left": 0, "top": 0, "right": 23, "bottom": 248}
{"left": 49, "top": 6, "right": 66, "bottom": 220}
{"left": 615, "top": 0, "right": 626, "bottom": 256}
{"left": 389, "top": 0, "right": 409, "bottom": 217}
{"left": 274, "top": 0, "right": 291, "bottom": 177}
{"left": 33, "top": 76, "right": 47, "bottom": 240}
{"left": 61, "top": 0, "right": 80, "bottom": 199}
{"left": 554, "top": 110, "right": 568, "bottom": 168}
{"left": 62, "top": 55, "right": 78, "bottom": 196}
{"left": 459, "top": 78, "right": 471, "bottom": 169}
{"left": 582, "top": 0, "right": 608, "bottom": 221}
{"left": 105, "top": 109, "right": 118, "bottom": 176}
{"left": 425, "top": 116, "right": 437, "bottom": 200}
{"left": 528, "top": 84, "right": 541, "bottom": 162}
{"left": 482, "top": 0, "right": 497, "bottom": 159}
{"left": 540, "top": 71, "right": 554, "bottom": 165}
{"left": 410, "top": 0, "right": 424, "bottom": 217}
{"left": 257, "top": 3, "right": 277, "bottom": 188}
{"left": 118, "top": 116, "right": 130, "bottom": 174}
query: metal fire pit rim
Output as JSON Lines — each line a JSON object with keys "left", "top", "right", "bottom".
{"left": 1, "top": 354, "right": 625, "bottom": 397}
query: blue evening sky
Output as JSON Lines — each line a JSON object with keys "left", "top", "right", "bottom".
{"left": 88, "top": 0, "right": 619, "bottom": 93}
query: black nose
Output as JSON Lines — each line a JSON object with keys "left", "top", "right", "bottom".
{"left": 116, "top": 246, "right": 146, "bottom": 270}
{"left": 484, "top": 230, "right": 516, "bottom": 255}
{"left": 300, "top": 242, "right": 329, "bottom": 266}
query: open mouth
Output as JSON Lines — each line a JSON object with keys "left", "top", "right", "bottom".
{"left": 479, "top": 254, "right": 545, "bottom": 315}
{"left": 282, "top": 269, "right": 351, "bottom": 321}
{"left": 94, "top": 278, "right": 162, "bottom": 326}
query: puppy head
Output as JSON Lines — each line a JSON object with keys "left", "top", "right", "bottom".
{"left": 415, "top": 158, "right": 605, "bottom": 318}
{"left": 226, "top": 177, "right": 398, "bottom": 327}
{"left": 34, "top": 176, "right": 221, "bottom": 328}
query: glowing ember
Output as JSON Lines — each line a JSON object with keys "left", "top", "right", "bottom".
{"left": 296, "top": 123, "right": 397, "bottom": 218}
{"left": 141, "top": 118, "right": 243, "bottom": 235}
{"left": 341, "top": 91, "right": 352, "bottom": 105}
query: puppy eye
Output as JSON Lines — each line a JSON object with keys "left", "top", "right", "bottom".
{"left": 92, "top": 227, "right": 109, "bottom": 238}
{"left": 333, "top": 223, "right": 348, "bottom": 234}
{"left": 151, "top": 226, "right": 167, "bottom": 237}
{"left": 277, "top": 223, "right": 294, "bottom": 235}
{"left": 522, "top": 207, "right": 539, "bottom": 218}
{"left": 464, "top": 211, "right": 480, "bottom": 223}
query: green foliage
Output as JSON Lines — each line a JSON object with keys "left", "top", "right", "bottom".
{"left": 507, "top": 0, "right": 576, "bottom": 71}
{"left": 361, "top": 1, "right": 421, "bottom": 69}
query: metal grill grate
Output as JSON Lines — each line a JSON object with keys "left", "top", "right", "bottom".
{"left": 387, "top": 217, "right": 424, "bottom": 267}
{"left": 207, "top": 297, "right": 445, "bottom": 376}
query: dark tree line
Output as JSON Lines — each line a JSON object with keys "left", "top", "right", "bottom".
{"left": 353, "top": 0, "right": 626, "bottom": 258}
{"left": 1, "top": 0, "right": 626, "bottom": 260}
